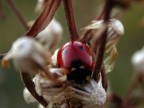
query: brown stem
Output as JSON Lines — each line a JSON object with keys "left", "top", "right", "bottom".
{"left": 92, "top": 0, "right": 114, "bottom": 81}
{"left": 122, "top": 72, "right": 144, "bottom": 108}
{"left": 92, "top": 27, "right": 107, "bottom": 80}
{"left": 20, "top": 72, "right": 48, "bottom": 107}
{"left": 7, "top": 0, "right": 29, "bottom": 30}
{"left": 63, "top": 0, "right": 79, "bottom": 41}
{"left": 26, "top": 0, "right": 62, "bottom": 37}
{"left": 101, "top": 64, "right": 108, "bottom": 91}
{"left": 109, "top": 93, "right": 122, "bottom": 108}
{"left": 0, "top": 1, "right": 5, "bottom": 19}
{"left": 0, "top": 54, "right": 5, "bottom": 60}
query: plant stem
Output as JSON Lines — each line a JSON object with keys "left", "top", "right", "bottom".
{"left": 7, "top": 0, "right": 29, "bottom": 30}
{"left": 92, "top": 0, "right": 114, "bottom": 81}
{"left": 26, "top": 0, "right": 62, "bottom": 37}
{"left": 21, "top": 72, "right": 48, "bottom": 107}
{"left": 63, "top": 0, "right": 79, "bottom": 41}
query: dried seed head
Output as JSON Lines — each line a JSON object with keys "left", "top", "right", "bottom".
{"left": 90, "top": 82, "right": 106, "bottom": 106}
{"left": 2, "top": 37, "right": 50, "bottom": 74}
{"left": 23, "top": 87, "right": 37, "bottom": 103}
{"left": 84, "top": 19, "right": 124, "bottom": 73}
{"left": 83, "top": 76, "right": 106, "bottom": 106}
{"left": 34, "top": 69, "right": 67, "bottom": 103}
{"left": 131, "top": 47, "right": 144, "bottom": 72}
{"left": 84, "top": 18, "right": 124, "bottom": 43}
{"left": 36, "top": 19, "right": 63, "bottom": 50}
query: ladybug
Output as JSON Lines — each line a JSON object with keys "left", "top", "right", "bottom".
{"left": 57, "top": 41, "right": 94, "bottom": 86}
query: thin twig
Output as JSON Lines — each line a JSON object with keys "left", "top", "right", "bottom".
{"left": 0, "top": 54, "right": 5, "bottom": 60}
{"left": 7, "top": 0, "right": 29, "bottom": 30}
{"left": 63, "top": 0, "right": 79, "bottom": 41}
{"left": 101, "top": 64, "right": 108, "bottom": 91}
{"left": 92, "top": 0, "right": 114, "bottom": 81}
{"left": 26, "top": 0, "right": 62, "bottom": 37}
{"left": 122, "top": 72, "right": 144, "bottom": 108}
{"left": 20, "top": 72, "right": 48, "bottom": 107}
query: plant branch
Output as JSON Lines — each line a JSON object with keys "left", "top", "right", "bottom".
{"left": 63, "top": 0, "right": 79, "bottom": 41}
{"left": 7, "top": 0, "right": 29, "bottom": 30}
{"left": 20, "top": 72, "right": 48, "bottom": 107}
{"left": 26, "top": 0, "right": 62, "bottom": 37}
{"left": 92, "top": 0, "right": 114, "bottom": 81}
{"left": 101, "top": 64, "right": 108, "bottom": 91}
{"left": 0, "top": 54, "right": 5, "bottom": 60}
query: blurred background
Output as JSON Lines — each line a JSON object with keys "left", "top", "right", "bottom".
{"left": 0, "top": 0, "right": 144, "bottom": 108}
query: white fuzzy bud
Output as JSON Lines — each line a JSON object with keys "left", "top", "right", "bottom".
{"left": 35, "top": 0, "right": 45, "bottom": 13}
{"left": 83, "top": 75, "right": 106, "bottom": 106}
{"left": 90, "top": 82, "right": 106, "bottom": 106}
{"left": 36, "top": 19, "right": 63, "bottom": 50}
{"left": 84, "top": 18, "right": 124, "bottom": 43}
{"left": 23, "top": 87, "right": 37, "bottom": 103}
{"left": 131, "top": 47, "right": 144, "bottom": 72}
{"left": 2, "top": 37, "right": 50, "bottom": 73}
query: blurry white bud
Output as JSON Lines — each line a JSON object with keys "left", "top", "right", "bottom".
{"left": 36, "top": 19, "right": 63, "bottom": 50}
{"left": 23, "top": 87, "right": 37, "bottom": 103}
{"left": 38, "top": 104, "right": 44, "bottom": 108}
{"left": 51, "top": 48, "right": 59, "bottom": 66}
{"left": 84, "top": 75, "right": 106, "bottom": 106}
{"left": 2, "top": 37, "right": 50, "bottom": 74}
{"left": 84, "top": 18, "right": 124, "bottom": 43}
{"left": 35, "top": 0, "right": 45, "bottom": 13}
{"left": 131, "top": 47, "right": 144, "bottom": 72}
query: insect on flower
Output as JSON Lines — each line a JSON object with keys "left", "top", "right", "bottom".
{"left": 1, "top": 0, "right": 125, "bottom": 108}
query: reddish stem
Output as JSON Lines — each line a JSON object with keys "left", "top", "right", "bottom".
{"left": 92, "top": 0, "right": 114, "bottom": 80}
{"left": 7, "top": 0, "right": 29, "bottom": 30}
{"left": 63, "top": 0, "right": 79, "bottom": 41}
{"left": 101, "top": 64, "right": 108, "bottom": 91}
{"left": 26, "top": 0, "right": 62, "bottom": 37}
{"left": 21, "top": 72, "right": 48, "bottom": 107}
{"left": 0, "top": 54, "right": 5, "bottom": 60}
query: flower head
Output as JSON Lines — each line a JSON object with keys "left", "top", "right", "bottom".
{"left": 2, "top": 37, "right": 50, "bottom": 74}
{"left": 131, "top": 47, "right": 144, "bottom": 72}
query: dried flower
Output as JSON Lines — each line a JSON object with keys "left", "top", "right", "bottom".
{"left": 69, "top": 75, "right": 106, "bottom": 107}
{"left": 83, "top": 78, "right": 106, "bottom": 106}
{"left": 131, "top": 47, "right": 144, "bottom": 72}
{"left": 36, "top": 19, "right": 63, "bottom": 51}
{"left": 2, "top": 37, "right": 50, "bottom": 74}
{"left": 84, "top": 18, "right": 124, "bottom": 73}
{"left": 84, "top": 18, "right": 124, "bottom": 44}
{"left": 23, "top": 67, "right": 69, "bottom": 107}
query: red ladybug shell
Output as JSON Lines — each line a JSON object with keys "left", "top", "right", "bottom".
{"left": 57, "top": 41, "right": 94, "bottom": 72}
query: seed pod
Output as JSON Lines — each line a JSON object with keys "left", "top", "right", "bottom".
{"left": 36, "top": 19, "right": 63, "bottom": 51}
{"left": 2, "top": 37, "right": 50, "bottom": 75}
{"left": 131, "top": 47, "right": 144, "bottom": 72}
